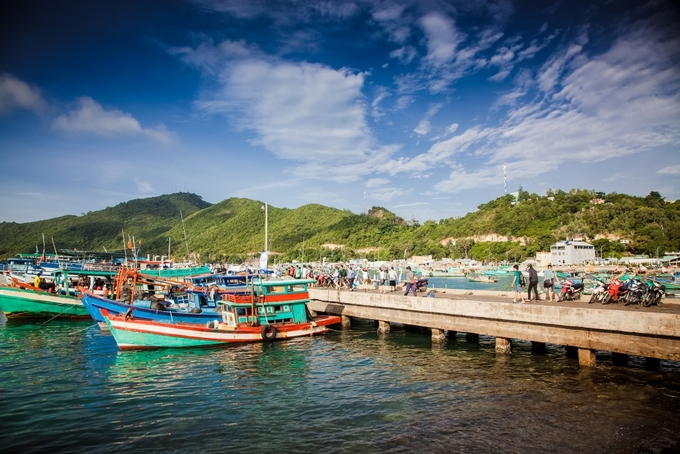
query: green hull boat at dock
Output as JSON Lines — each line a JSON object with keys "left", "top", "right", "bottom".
{"left": 0, "top": 269, "right": 119, "bottom": 319}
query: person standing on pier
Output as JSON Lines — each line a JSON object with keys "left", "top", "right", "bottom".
{"left": 527, "top": 264, "right": 539, "bottom": 301}
{"left": 543, "top": 264, "right": 559, "bottom": 302}
{"left": 388, "top": 267, "right": 397, "bottom": 292}
{"left": 348, "top": 267, "right": 356, "bottom": 291}
{"left": 512, "top": 264, "right": 526, "bottom": 303}
{"left": 361, "top": 267, "right": 370, "bottom": 292}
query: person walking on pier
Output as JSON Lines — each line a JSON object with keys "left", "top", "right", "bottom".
{"left": 512, "top": 264, "right": 526, "bottom": 303}
{"left": 527, "top": 264, "right": 539, "bottom": 301}
{"left": 404, "top": 266, "right": 417, "bottom": 296}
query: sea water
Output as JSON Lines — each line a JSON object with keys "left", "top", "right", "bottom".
{"left": 1, "top": 312, "right": 679, "bottom": 453}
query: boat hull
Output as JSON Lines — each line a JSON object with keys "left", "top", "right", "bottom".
{"left": 0, "top": 286, "right": 89, "bottom": 318}
{"left": 104, "top": 313, "right": 341, "bottom": 350}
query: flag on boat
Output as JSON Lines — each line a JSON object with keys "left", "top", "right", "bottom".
{"left": 259, "top": 251, "right": 268, "bottom": 272}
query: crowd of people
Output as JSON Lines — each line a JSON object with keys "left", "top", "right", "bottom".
{"left": 276, "top": 263, "right": 419, "bottom": 295}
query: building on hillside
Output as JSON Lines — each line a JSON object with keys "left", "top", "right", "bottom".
{"left": 550, "top": 240, "right": 596, "bottom": 265}
{"left": 410, "top": 255, "right": 433, "bottom": 265}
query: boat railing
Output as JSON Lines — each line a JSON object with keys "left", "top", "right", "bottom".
{"left": 82, "top": 263, "right": 120, "bottom": 272}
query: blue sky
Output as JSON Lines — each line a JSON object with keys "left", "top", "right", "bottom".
{"left": 1, "top": 0, "right": 678, "bottom": 224}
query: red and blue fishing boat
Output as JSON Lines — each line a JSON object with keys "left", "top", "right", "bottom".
{"left": 81, "top": 269, "right": 250, "bottom": 328}
{"left": 103, "top": 278, "right": 340, "bottom": 350}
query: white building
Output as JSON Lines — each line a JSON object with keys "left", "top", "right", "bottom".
{"left": 550, "top": 240, "right": 596, "bottom": 265}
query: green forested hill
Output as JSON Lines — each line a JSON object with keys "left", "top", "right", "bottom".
{"left": 0, "top": 192, "right": 211, "bottom": 258}
{"left": 1, "top": 189, "right": 678, "bottom": 263}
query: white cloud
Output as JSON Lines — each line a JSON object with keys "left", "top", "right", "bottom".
{"left": 413, "top": 102, "right": 443, "bottom": 137}
{"left": 385, "top": 13, "right": 680, "bottom": 193}
{"left": 657, "top": 165, "right": 680, "bottom": 175}
{"left": 365, "top": 178, "right": 390, "bottom": 187}
{"left": 0, "top": 73, "right": 47, "bottom": 115}
{"left": 389, "top": 46, "right": 417, "bottom": 64}
{"left": 190, "top": 55, "right": 401, "bottom": 182}
{"left": 134, "top": 177, "right": 154, "bottom": 193}
{"left": 371, "top": 86, "right": 391, "bottom": 119}
{"left": 52, "top": 97, "right": 174, "bottom": 144}
{"left": 413, "top": 120, "right": 430, "bottom": 136}
{"left": 419, "top": 12, "right": 464, "bottom": 68}
{"left": 370, "top": 186, "right": 410, "bottom": 202}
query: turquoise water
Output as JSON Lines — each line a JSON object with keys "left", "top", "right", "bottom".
{"left": 1, "top": 313, "right": 679, "bottom": 453}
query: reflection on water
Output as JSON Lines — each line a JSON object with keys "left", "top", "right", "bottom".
{"left": 1, "top": 312, "right": 679, "bottom": 453}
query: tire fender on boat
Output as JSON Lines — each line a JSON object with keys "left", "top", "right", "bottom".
{"left": 206, "top": 320, "right": 219, "bottom": 330}
{"left": 261, "top": 324, "right": 277, "bottom": 341}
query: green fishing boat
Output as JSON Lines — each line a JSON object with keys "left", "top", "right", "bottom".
{"left": 0, "top": 269, "right": 117, "bottom": 319}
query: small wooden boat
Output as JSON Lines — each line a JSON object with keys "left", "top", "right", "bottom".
{"left": 466, "top": 273, "right": 498, "bottom": 283}
{"left": 103, "top": 277, "right": 341, "bottom": 350}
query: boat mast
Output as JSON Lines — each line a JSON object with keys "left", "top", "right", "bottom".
{"left": 264, "top": 201, "right": 268, "bottom": 252}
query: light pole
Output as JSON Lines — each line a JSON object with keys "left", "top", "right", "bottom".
{"left": 656, "top": 246, "right": 660, "bottom": 258}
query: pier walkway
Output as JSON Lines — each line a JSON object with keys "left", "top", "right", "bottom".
{"left": 308, "top": 287, "right": 680, "bottom": 367}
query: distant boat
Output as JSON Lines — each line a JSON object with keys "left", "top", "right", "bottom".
{"left": 430, "top": 267, "right": 466, "bottom": 278}
{"left": 102, "top": 278, "right": 341, "bottom": 350}
{"left": 466, "top": 273, "right": 498, "bottom": 283}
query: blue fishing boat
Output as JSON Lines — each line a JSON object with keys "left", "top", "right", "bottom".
{"left": 81, "top": 288, "right": 229, "bottom": 328}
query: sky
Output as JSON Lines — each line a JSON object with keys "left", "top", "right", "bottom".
{"left": 0, "top": 0, "right": 679, "bottom": 224}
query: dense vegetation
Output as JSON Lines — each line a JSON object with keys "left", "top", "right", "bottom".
{"left": 1, "top": 189, "right": 677, "bottom": 264}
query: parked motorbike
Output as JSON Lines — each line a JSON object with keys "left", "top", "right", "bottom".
{"left": 416, "top": 277, "right": 429, "bottom": 293}
{"left": 642, "top": 279, "right": 666, "bottom": 307}
{"left": 588, "top": 279, "right": 608, "bottom": 304}
{"left": 558, "top": 278, "right": 584, "bottom": 302}
{"left": 623, "top": 279, "right": 648, "bottom": 306}
{"left": 602, "top": 278, "right": 630, "bottom": 305}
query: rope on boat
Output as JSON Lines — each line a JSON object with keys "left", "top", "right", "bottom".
{"left": 40, "top": 301, "right": 81, "bottom": 325}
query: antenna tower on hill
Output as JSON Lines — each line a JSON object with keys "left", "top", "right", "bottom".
{"left": 503, "top": 164, "right": 507, "bottom": 195}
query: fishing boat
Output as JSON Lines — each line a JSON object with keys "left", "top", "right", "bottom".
{"left": 466, "top": 273, "right": 498, "bottom": 283}
{"left": 103, "top": 278, "right": 341, "bottom": 350}
{"left": 0, "top": 269, "right": 118, "bottom": 319}
{"left": 81, "top": 272, "right": 251, "bottom": 328}
{"left": 429, "top": 267, "right": 466, "bottom": 278}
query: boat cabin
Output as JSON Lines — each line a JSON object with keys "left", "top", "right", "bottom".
{"left": 218, "top": 278, "right": 315, "bottom": 327}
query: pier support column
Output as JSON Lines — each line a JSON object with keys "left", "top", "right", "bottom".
{"left": 431, "top": 328, "right": 446, "bottom": 343}
{"left": 578, "top": 348, "right": 597, "bottom": 367}
{"left": 377, "top": 320, "right": 391, "bottom": 334}
{"left": 495, "top": 337, "right": 512, "bottom": 354}
{"left": 645, "top": 357, "right": 660, "bottom": 371}
{"left": 341, "top": 315, "right": 352, "bottom": 330}
{"left": 612, "top": 353, "right": 629, "bottom": 367}
{"left": 531, "top": 342, "right": 546, "bottom": 355}
{"left": 466, "top": 333, "right": 479, "bottom": 344}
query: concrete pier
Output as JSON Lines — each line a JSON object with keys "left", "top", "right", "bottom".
{"left": 308, "top": 288, "right": 680, "bottom": 367}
